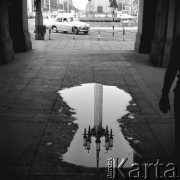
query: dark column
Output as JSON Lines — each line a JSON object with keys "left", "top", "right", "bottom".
{"left": 35, "top": 0, "right": 45, "bottom": 40}
{"left": 134, "top": 0, "right": 156, "bottom": 54}
{"left": 161, "top": 0, "right": 176, "bottom": 67}
{"left": 174, "top": 0, "right": 180, "bottom": 38}
{"left": 0, "top": 0, "right": 14, "bottom": 64}
{"left": 8, "top": 0, "right": 32, "bottom": 53}
{"left": 150, "top": 0, "right": 169, "bottom": 67}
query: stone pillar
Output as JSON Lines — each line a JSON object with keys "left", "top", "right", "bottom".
{"left": 161, "top": 0, "right": 176, "bottom": 67}
{"left": 150, "top": 0, "right": 169, "bottom": 67}
{"left": 8, "top": 0, "right": 32, "bottom": 52}
{"left": 134, "top": 0, "right": 156, "bottom": 53}
{"left": 35, "top": 0, "right": 45, "bottom": 40}
{"left": 22, "top": 0, "right": 32, "bottom": 51}
{"left": 174, "top": 0, "right": 180, "bottom": 38}
{"left": 0, "top": 0, "right": 14, "bottom": 64}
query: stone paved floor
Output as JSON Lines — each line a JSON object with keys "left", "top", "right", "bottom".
{"left": 0, "top": 35, "right": 176, "bottom": 180}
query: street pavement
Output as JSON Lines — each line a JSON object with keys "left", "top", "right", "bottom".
{"left": 28, "top": 19, "right": 137, "bottom": 42}
{"left": 0, "top": 32, "right": 176, "bottom": 180}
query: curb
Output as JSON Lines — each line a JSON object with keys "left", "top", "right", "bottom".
{"left": 90, "top": 27, "right": 138, "bottom": 30}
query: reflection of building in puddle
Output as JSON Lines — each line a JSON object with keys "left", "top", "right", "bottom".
{"left": 94, "top": 84, "right": 103, "bottom": 133}
{"left": 59, "top": 83, "right": 135, "bottom": 168}
{"left": 83, "top": 84, "right": 114, "bottom": 167}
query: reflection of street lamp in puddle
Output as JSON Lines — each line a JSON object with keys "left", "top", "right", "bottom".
{"left": 82, "top": 84, "right": 114, "bottom": 167}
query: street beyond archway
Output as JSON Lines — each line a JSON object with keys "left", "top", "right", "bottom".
{"left": 28, "top": 19, "right": 137, "bottom": 43}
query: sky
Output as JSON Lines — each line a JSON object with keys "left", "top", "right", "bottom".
{"left": 73, "top": 0, "right": 88, "bottom": 10}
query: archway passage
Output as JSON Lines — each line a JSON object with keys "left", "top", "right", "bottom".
{"left": 0, "top": 1, "right": 178, "bottom": 179}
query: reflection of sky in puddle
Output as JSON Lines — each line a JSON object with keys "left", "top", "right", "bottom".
{"left": 58, "top": 83, "right": 136, "bottom": 167}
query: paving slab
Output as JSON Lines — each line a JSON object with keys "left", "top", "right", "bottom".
{"left": 0, "top": 121, "right": 46, "bottom": 166}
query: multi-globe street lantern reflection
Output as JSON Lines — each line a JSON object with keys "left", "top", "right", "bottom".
{"left": 82, "top": 83, "right": 114, "bottom": 167}
{"left": 83, "top": 125, "right": 114, "bottom": 152}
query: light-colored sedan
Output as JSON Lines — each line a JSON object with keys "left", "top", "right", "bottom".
{"left": 45, "top": 17, "right": 90, "bottom": 34}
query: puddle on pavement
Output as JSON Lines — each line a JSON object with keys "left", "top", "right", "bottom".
{"left": 58, "top": 83, "right": 137, "bottom": 168}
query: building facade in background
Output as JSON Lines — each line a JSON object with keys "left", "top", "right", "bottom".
{"left": 27, "top": 0, "right": 73, "bottom": 13}
{"left": 41, "top": 0, "right": 58, "bottom": 12}
{"left": 86, "top": 0, "right": 138, "bottom": 14}
{"left": 86, "top": 0, "right": 112, "bottom": 13}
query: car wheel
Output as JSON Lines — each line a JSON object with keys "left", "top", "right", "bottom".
{"left": 84, "top": 31, "right": 88, "bottom": 35}
{"left": 52, "top": 26, "right": 57, "bottom": 33}
{"left": 73, "top": 27, "right": 79, "bottom": 35}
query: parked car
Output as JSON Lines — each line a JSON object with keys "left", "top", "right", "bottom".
{"left": 119, "top": 14, "right": 134, "bottom": 20}
{"left": 43, "top": 13, "right": 58, "bottom": 19}
{"left": 28, "top": 15, "right": 35, "bottom": 19}
{"left": 45, "top": 17, "right": 90, "bottom": 34}
{"left": 119, "top": 13, "right": 134, "bottom": 23}
{"left": 76, "top": 12, "right": 86, "bottom": 18}
{"left": 28, "top": 12, "right": 35, "bottom": 19}
{"left": 117, "top": 11, "right": 122, "bottom": 18}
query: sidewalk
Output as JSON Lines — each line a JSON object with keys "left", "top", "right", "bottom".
{"left": 0, "top": 37, "right": 175, "bottom": 180}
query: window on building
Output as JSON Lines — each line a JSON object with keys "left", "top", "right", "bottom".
{"left": 97, "top": 6, "right": 103, "bottom": 13}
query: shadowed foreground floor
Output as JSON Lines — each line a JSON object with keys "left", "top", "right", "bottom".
{"left": 0, "top": 36, "right": 176, "bottom": 180}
